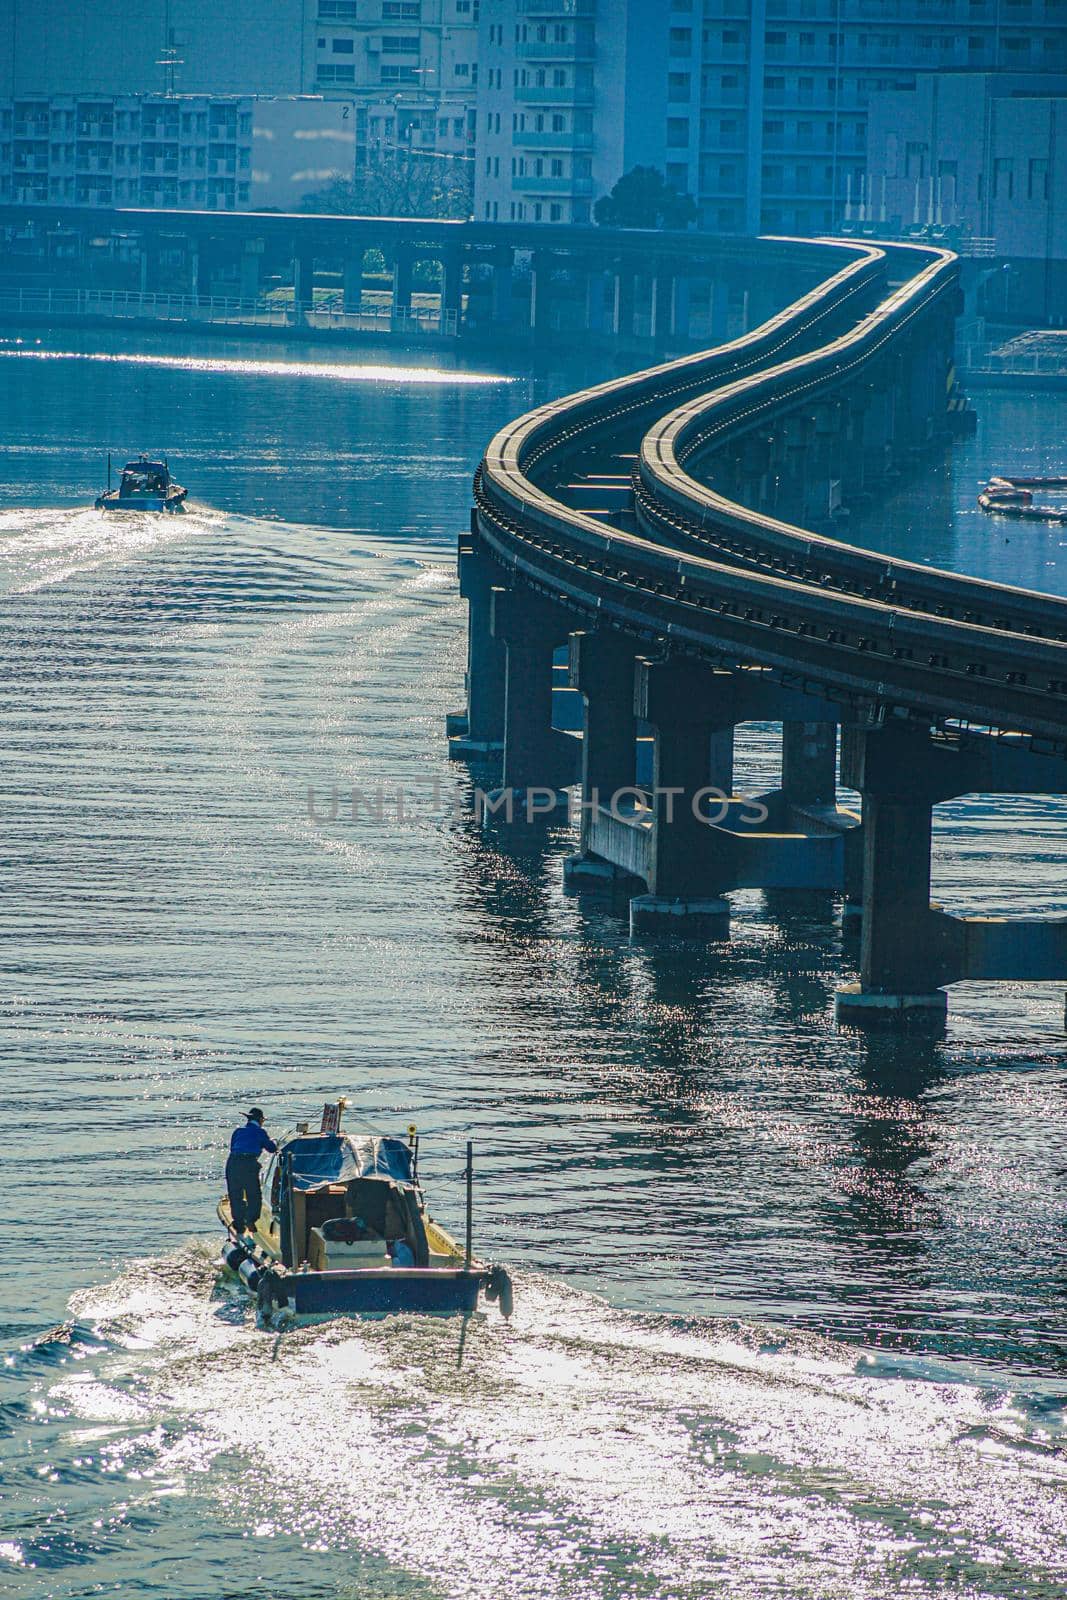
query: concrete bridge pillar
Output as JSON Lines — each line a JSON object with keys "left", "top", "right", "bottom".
{"left": 613, "top": 269, "right": 635, "bottom": 339}
{"left": 709, "top": 279, "right": 730, "bottom": 343}
{"left": 564, "top": 629, "right": 640, "bottom": 886}
{"left": 492, "top": 586, "right": 580, "bottom": 804}
{"left": 392, "top": 247, "right": 414, "bottom": 327}
{"left": 835, "top": 722, "right": 949, "bottom": 1027}
{"left": 490, "top": 246, "right": 514, "bottom": 326}
{"left": 447, "top": 533, "right": 507, "bottom": 762}
{"left": 441, "top": 250, "right": 464, "bottom": 331}
{"left": 584, "top": 268, "right": 608, "bottom": 334}
{"left": 139, "top": 236, "right": 159, "bottom": 294}
{"left": 343, "top": 252, "right": 364, "bottom": 313}
{"left": 670, "top": 275, "right": 691, "bottom": 341}
{"left": 630, "top": 657, "right": 734, "bottom": 938}
{"left": 782, "top": 722, "right": 837, "bottom": 806}
{"left": 239, "top": 239, "right": 262, "bottom": 301}
{"left": 529, "top": 251, "right": 555, "bottom": 341}
{"left": 292, "top": 251, "right": 316, "bottom": 314}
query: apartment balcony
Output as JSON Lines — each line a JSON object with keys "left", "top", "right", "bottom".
{"left": 14, "top": 124, "right": 49, "bottom": 139}
{"left": 516, "top": 39, "right": 593, "bottom": 61}
{"left": 515, "top": 84, "right": 592, "bottom": 105}
{"left": 516, "top": 0, "right": 594, "bottom": 14}
{"left": 512, "top": 128, "right": 592, "bottom": 149}
{"left": 513, "top": 174, "right": 592, "bottom": 195}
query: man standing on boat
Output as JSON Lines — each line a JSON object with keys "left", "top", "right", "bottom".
{"left": 226, "top": 1108, "right": 277, "bottom": 1238}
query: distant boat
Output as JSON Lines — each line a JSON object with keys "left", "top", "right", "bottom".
{"left": 218, "top": 1099, "right": 514, "bottom": 1324}
{"left": 978, "top": 475, "right": 1067, "bottom": 525}
{"left": 95, "top": 453, "right": 187, "bottom": 513}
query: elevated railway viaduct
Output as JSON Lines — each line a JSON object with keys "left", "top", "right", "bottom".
{"left": 451, "top": 236, "right": 1067, "bottom": 1027}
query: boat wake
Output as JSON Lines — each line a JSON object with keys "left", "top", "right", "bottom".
{"left": 2, "top": 1246, "right": 1064, "bottom": 1600}
{"left": 0, "top": 503, "right": 224, "bottom": 594}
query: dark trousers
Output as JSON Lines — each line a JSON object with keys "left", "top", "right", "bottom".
{"left": 225, "top": 1153, "right": 263, "bottom": 1234}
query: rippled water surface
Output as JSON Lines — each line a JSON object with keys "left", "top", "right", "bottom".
{"left": 1, "top": 330, "right": 1065, "bottom": 1598}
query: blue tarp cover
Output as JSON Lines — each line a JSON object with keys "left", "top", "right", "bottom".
{"left": 283, "top": 1132, "right": 415, "bottom": 1193}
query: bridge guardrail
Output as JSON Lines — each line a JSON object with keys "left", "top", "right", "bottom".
{"left": 636, "top": 245, "right": 1067, "bottom": 641}
{"left": 475, "top": 237, "right": 1067, "bottom": 745}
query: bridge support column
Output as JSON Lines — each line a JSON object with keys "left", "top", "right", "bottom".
{"left": 139, "top": 237, "right": 159, "bottom": 294}
{"left": 613, "top": 269, "right": 635, "bottom": 339}
{"left": 670, "top": 275, "right": 690, "bottom": 341}
{"left": 564, "top": 629, "right": 640, "bottom": 888}
{"left": 529, "top": 251, "right": 555, "bottom": 342}
{"left": 782, "top": 722, "right": 837, "bottom": 806}
{"left": 490, "top": 246, "right": 514, "bottom": 327}
{"left": 392, "top": 247, "right": 414, "bottom": 328}
{"left": 441, "top": 249, "right": 463, "bottom": 332}
{"left": 835, "top": 723, "right": 948, "bottom": 1027}
{"left": 584, "top": 268, "right": 608, "bottom": 334}
{"left": 709, "top": 279, "right": 730, "bottom": 343}
{"left": 293, "top": 251, "right": 315, "bottom": 315}
{"left": 630, "top": 658, "right": 733, "bottom": 938}
{"left": 239, "top": 239, "right": 261, "bottom": 300}
{"left": 447, "top": 532, "right": 506, "bottom": 762}
{"left": 343, "top": 253, "right": 364, "bottom": 313}
{"left": 488, "top": 586, "right": 579, "bottom": 815}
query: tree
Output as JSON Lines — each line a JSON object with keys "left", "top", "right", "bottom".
{"left": 300, "top": 152, "right": 472, "bottom": 221}
{"left": 594, "top": 166, "right": 697, "bottom": 231}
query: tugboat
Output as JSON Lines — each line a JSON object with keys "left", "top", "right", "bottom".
{"left": 218, "top": 1100, "right": 514, "bottom": 1324}
{"left": 95, "top": 453, "right": 188, "bottom": 512}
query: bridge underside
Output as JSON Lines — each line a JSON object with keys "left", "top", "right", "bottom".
{"left": 450, "top": 237, "right": 1067, "bottom": 1030}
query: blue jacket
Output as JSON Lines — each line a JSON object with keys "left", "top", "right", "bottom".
{"left": 229, "top": 1122, "right": 278, "bottom": 1157}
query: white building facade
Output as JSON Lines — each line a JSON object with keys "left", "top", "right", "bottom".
{"left": 473, "top": 0, "right": 1067, "bottom": 234}
{"left": 0, "top": 0, "right": 477, "bottom": 188}
{"left": 0, "top": 95, "right": 356, "bottom": 212}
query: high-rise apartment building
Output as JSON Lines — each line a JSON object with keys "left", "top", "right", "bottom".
{"left": 474, "top": 0, "right": 1067, "bottom": 233}
{"left": 0, "top": 0, "right": 478, "bottom": 184}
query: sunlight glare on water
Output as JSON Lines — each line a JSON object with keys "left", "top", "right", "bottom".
{"left": 0, "top": 330, "right": 1065, "bottom": 1599}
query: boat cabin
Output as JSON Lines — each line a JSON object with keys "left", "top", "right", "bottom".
{"left": 267, "top": 1131, "right": 430, "bottom": 1270}
{"left": 119, "top": 457, "right": 171, "bottom": 498}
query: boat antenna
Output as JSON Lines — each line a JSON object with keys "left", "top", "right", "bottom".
{"left": 408, "top": 1123, "right": 420, "bottom": 1182}
{"left": 463, "top": 1139, "right": 473, "bottom": 1271}
{"left": 107, "top": 451, "right": 111, "bottom": 493}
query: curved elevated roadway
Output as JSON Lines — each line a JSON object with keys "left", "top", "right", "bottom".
{"left": 474, "top": 238, "right": 1067, "bottom": 750}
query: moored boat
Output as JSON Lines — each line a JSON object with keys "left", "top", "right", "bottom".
{"left": 218, "top": 1101, "right": 513, "bottom": 1324}
{"left": 978, "top": 474, "right": 1067, "bottom": 524}
{"left": 95, "top": 453, "right": 188, "bottom": 512}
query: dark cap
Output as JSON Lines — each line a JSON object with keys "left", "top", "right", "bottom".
{"left": 246, "top": 1107, "right": 265, "bottom": 1123}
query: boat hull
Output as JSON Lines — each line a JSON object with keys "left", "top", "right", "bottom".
{"left": 270, "top": 1265, "right": 484, "bottom": 1318}
{"left": 95, "top": 488, "right": 187, "bottom": 513}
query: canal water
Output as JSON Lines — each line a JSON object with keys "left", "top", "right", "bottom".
{"left": 1, "top": 329, "right": 1065, "bottom": 1599}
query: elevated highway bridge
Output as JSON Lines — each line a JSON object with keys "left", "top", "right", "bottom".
{"left": 451, "top": 234, "right": 1067, "bottom": 1028}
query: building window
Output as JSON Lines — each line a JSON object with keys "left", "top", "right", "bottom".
{"left": 331, "top": 37, "right": 354, "bottom": 52}
{"left": 318, "top": 64, "right": 356, "bottom": 82}
{"left": 993, "top": 156, "right": 1013, "bottom": 198}
{"left": 382, "top": 35, "right": 419, "bottom": 52}
{"left": 668, "top": 72, "right": 690, "bottom": 101}
{"left": 667, "top": 117, "right": 690, "bottom": 147}
{"left": 319, "top": 0, "right": 358, "bottom": 16}
{"left": 905, "top": 140, "right": 928, "bottom": 179}
{"left": 1027, "top": 157, "right": 1047, "bottom": 200}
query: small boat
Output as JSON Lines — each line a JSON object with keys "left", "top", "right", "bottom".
{"left": 978, "top": 475, "right": 1067, "bottom": 525}
{"left": 218, "top": 1100, "right": 513, "bottom": 1324}
{"left": 95, "top": 453, "right": 187, "bottom": 513}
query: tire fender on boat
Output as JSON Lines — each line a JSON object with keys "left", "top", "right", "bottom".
{"left": 485, "top": 1264, "right": 514, "bottom": 1319}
